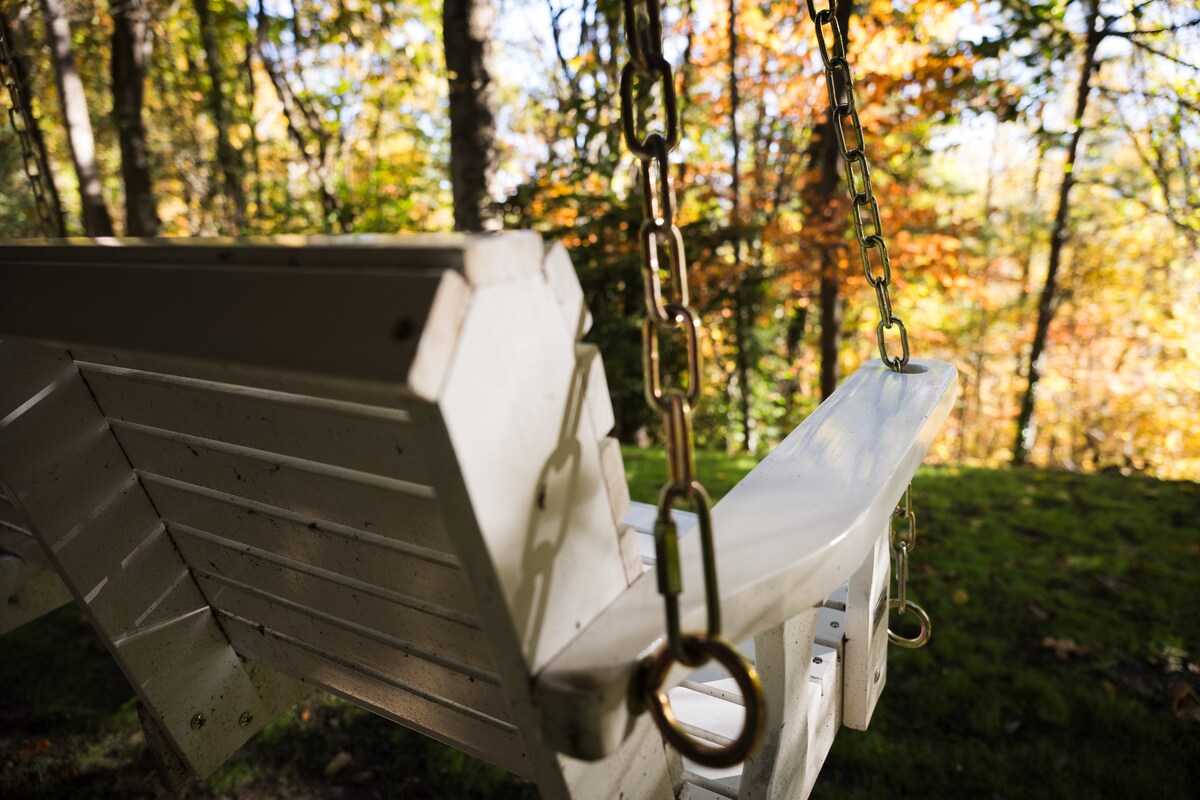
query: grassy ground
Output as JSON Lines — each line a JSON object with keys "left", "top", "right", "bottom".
{"left": 1, "top": 450, "right": 1197, "bottom": 798}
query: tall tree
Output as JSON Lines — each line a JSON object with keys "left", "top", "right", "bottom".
{"left": 727, "top": 0, "right": 754, "bottom": 449}
{"left": 111, "top": 0, "right": 160, "bottom": 235}
{"left": 39, "top": 0, "right": 113, "bottom": 236}
{"left": 443, "top": 0, "right": 495, "bottom": 231}
{"left": 193, "top": 0, "right": 247, "bottom": 231}
{"left": 807, "top": 0, "right": 853, "bottom": 400}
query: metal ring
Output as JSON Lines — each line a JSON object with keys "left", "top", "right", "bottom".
{"left": 642, "top": 634, "right": 766, "bottom": 768}
{"left": 887, "top": 598, "right": 931, "bottom": 649}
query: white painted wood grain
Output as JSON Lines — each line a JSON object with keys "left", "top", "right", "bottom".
{"left": 173, "top": 525, "right": 494, "bottom": 671}
{"left": 219, "top": 613, "right": 531, "bottom": 779}
{"left": 80, "top": 363, "right": 423, "bottom": 482}
{"left": 142, "top": 475, "right": 473, "bottom": 616}
{"left": 0, "top": 341, "right": 76, "bottom": 421}
{"left": 842, "top": 530, "right": 890, "bottom": 730}
{"left": 536, "top": 359, "right": 957, "bottom": 759}
{"left": 112, "top": 422, "right": 450, "bottom": 554}
{"left": 198, "top": 575, "right": 510, "bottom": 720}
{"left": 543, "top": 242, "right": 592, "bottom": 340}
{"left": 0, "top": 554, "right": 73, "bottom": 634}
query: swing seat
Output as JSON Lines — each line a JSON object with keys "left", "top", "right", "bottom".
{"left": 0, "top": 233, "right": 956, "bottom": 799}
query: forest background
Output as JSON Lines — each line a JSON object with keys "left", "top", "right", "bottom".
{"left": 1, "top": 0, "right": 1197, "bottom": 479}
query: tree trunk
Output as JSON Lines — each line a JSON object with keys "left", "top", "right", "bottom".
{"left": 443, "top": 0, "right": 495, "bottom": 232}
{"left": 111, "top": 0, "right": 160, "bottom": 236}
{"left": 194, "top": 0, "right": 247, "bottom": 232}
{"left": 811, "top": 0, "right": 853, "bottom": 400}
{"left": 39, "top": 0, "right": 113, "bottom": 236}
{"left": 1012, "top": 0, "right": 1102, "bottom": 466}
{"left": 1, "top": 9, "right": 66, "bottom": 236}
{"left": 727, "top": 0, "right": 753, "bottom": 450}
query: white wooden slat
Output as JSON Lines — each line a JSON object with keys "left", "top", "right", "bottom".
{"left": 823, "top": 583, "right": 849, "bottom": 611}
{"left": 575, "top": 345, "right": 616, "bottom": 439}
{"left": 423, "top": 267, "right": 679, "bottom": 800}
{"left": 70, "top": 346, "right": 417, "bottom": 412}
{"left": 0, "top": 554, "right": 73, "bottom": 634}
{"left": 1, "top": 262, "right": 440, "bottom": 386}
{"left": 804, "top": 644, "right": 842, "bottom": 799}
{"left": 141, "top": 475, "right": 473, "bottom": 616}
{"left": 0, "top": 529, "right": 47, "bottom": 565}
{"left": 842, "top": 530, "right": 890, "bottom": 730}
{"left": 79, "top": 363, "right": 422, "bottom": 483}
{"left": 0, "top": 340, "right": 76, "bottom": 419}
{"left": 432, "top": 271, "right": 632, "bottom": 672}
{"left": 537, "top": 358, "right": 958, "bottom": 759}
{"left": 0, "top": 235, "right": 543, "bottom": 398}
{"left": 0, "top": 372, "right": 155, "bottom": 554}
{"left": 543, "top": 242, "right": 592, "bottom": 339}
{"left": 739, "top": 609, "right": 839, "bottom": 800}
{"left": 0, "top": 495, "right": 32, "bottom": 538}
{"left": 0, "top": 344, "right": 333, "bottom": 777}
{"left": 114, "top": 608, "right": 305, "bottom": 778}
{"left": 672, "top": 680, "right": 751, "bottom": 784}
{"left": 111, "top": 422, "right": 451, "bottom": 554}
{"left": 196, "top": 574, "right": 510, "bottom": 722}
{"left": 598, "top": 437, "right": 630, "bottom": 528}
{"left": 617, "top": 523, "right": 643, "bottom": 584}
{"left": 219, "top": 613, "right": 531, "bottom": 779}
{"left": 684, "top": 772, "right": 739, "bottom": 800}
{"left": 171, "top": 526, "right": 494, "bottom": 672}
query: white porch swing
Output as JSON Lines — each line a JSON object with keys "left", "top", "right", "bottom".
{"left": 0, "top": 1, "right": 956, "bottom": 798}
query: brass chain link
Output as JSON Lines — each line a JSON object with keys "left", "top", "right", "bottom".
{"left": 620, "top": 0, "right": 764, "bottom": 767}
{"left": 0, "top": 25, "right": 62, "bottom": 238}
{"left": 888, "top": 486, "right": 931, "bottom": 648}
{"left": 805, "top": 0, "right": 908, "bottom": 371}
{"left": 805, "top": 0, "right": 931, "bottom": 648}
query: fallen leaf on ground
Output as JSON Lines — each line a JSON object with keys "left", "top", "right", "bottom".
{"left": 1042, "top": 636, "right": 1091, "bottom": 661}
{"left": 325, "top": 751, "right": 353, "bottom": 778}
{"left": 17, "top": 739, "right": 52, "bottom": 762}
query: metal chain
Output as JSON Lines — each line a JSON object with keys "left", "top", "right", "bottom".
{"left": 805, "top": 0, "right": 908, "bottom": 371}
{"left": 888, "top": 485, "right": 931, "bottom": 648}
{"left": 620, "top": 0, "right": 764, "bottom": 768}
{"left": 0, "top": 24, "right": 62, "bottom": 237}
{"left": 805, "top": 1, "right": 931, "bottom": 648}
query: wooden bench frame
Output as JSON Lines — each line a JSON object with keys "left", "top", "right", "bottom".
{"left": 0, "top": 233, "right": 956, "bottom": 798}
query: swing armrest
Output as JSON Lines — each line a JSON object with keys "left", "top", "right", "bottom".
{"left": 533, "top": 358, "right": 958, "bottom": 760}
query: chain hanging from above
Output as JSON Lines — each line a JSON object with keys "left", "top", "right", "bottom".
{"left": 806, "top": 0, "right": 909, "bottom": 372}
{"left": 619, "top": 0, "right": 765, "bottom": 769}
{"left": 0, "top": 23, "right": 63, "bottom": 238}
{"left": 805, "top": 0, "right": 932, "bottom": 648}
{"left": 888, "top": 486, "right": 931, "bottom": 648}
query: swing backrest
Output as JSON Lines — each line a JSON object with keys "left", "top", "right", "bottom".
{"left": 0, "top": 232, "right": 958, "bottom": 798}
{"left": 0, "top": 233, "right": 642, "bottom": 784}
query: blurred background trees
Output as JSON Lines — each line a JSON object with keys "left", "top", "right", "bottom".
{"left": 1, "top": 0, "right": 1197, "bottom": 477}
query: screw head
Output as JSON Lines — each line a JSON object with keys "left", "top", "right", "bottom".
{"left": 874, "top": 669, "right": 882, "bottom": 684}
{"left": 239, "top": 712, "right": 254, "bottom": 728}
{"left": 190, "top": 713, "right": 206, "bottom": 730}
{"left": 830, "top": 621, "right": 840, "bottom": 629}
{"left": 813, "top": 656, "right": 823, "bottom": 665}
